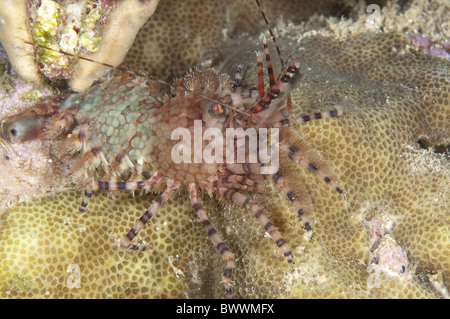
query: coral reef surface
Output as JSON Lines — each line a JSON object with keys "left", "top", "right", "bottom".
{"left": 0, "top": 0, "right": 449, "bottom": 299}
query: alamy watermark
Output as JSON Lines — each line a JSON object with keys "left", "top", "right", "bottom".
{"left": 171, "top": 120, "right": 280, "bottom": 174}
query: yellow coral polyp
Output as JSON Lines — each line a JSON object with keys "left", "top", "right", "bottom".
{"left": 0, "top": 0, "right": 448, "bottom": 299}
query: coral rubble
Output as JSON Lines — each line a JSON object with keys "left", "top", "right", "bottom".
{"left": 0, "top": 0, "right": 160, "bottom": 92}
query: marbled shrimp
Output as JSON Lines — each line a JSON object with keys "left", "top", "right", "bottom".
{"left": 0, "top": 13, "right": 346, "bottom": 301}
{"left": 0, "top": 50, "right": 345, "bottom": 297}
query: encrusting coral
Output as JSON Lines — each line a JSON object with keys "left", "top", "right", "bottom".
{"left": 0, "top": 0, "right": 160, "bottom": 92}
{"left": 0, "top": 0, "right": 42, "bottom": 83}
{"left": 0, "top": 0, "right": 449, "bottom": 298}
{"left": 68, "top": 0, "right": 160, "bottom": 92}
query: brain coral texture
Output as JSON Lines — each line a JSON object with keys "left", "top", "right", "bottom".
{"left": 0, "top": 0, "right": 449, "bottom": 299}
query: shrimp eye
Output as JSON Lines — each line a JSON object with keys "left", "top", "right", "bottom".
{"left": 208, "top": 102, "right": 227, "bottom": 118}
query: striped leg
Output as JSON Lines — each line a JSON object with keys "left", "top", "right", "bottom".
{"left": 79, "top": 171, "right": 165, "bottom": 213}
{"left": 256, "top": 52, "right": 265, "bottom": 98}
{"left": 271, "top": 170, "right": 313, "bottom": 236}
{"left": 279, "top": 126, "right": 345, "bottom": 197}
{"left": 255, "top": 36, "right": 281, "bottom": 97}
{"left": 218, "top": 188, "right": 294, "bottom": 263}
{"left": 120, "top": 179, "right": 181, "bottom": 251}
{"left": 255, "top": 0, "right": 285, "bottom": 81}
{"left": 187, "top": 183, "right": 235, "bottom": 298}
{"left": 269, "top": 109, "right": 345, "bottom": 127}
{"left": 262, "top": 37, "right": 276, "bottom": 87}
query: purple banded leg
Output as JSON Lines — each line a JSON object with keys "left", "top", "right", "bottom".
{"left": 218, "top": 188, "right": 294, "bottom": 264}
{"left": 269, "top": 109, "right": 345, "bottom": 127}
{"left": 285, "top": 144, "right": 344, "bottom": 196}
{"left": 79, "top": 171, "right": 165, "bottom": 213}
{"left": 256, "top": 52, "right": 265, "bottom": 99}
{"left": 120, "top": 179, "right": 181, "bottom": 251}
{"left": 278, "top": 129, "right": 345, "bottom": 197}
{"left": 187, "top": 183, "right": 235, "bottom": 298}
{"left": 271, "top": 170, "right": 313, "bottom": 236}
{"left": 79, "top": 181, "right": 145, "bottom": 213}
{"left": 247, "top": 61, "right": 302, "bottom": 115}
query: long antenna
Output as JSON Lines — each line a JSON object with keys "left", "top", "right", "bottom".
{"left": 23, "top": 41, "right": 172, "bottom": 87}
{"left": 24, "top": 42, "right": 251, "bottom": 117}
{"left": 254, "top": 0, "right": 285, "bottom": 73}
